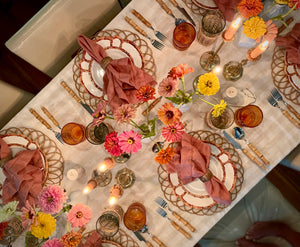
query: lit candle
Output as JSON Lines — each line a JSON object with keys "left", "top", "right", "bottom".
{"left": 98, "top": 157, "right": 115, "bottom": 172}
{"left": 224, "top": 16, "right": 242, "bottom": 41}
{"left": 110, "top": 184, "right": 123, "bottom": 198}
{"left": 250, "top": 41, "right": 269, "bottom": 59}
{"left": 212, "top": 66, "right": 221, "bottom": 75}
{"left": 83, "top": 179, "right": 97, "bottom": 194}
{"left": 109, "top": 196, "right": 117, "bottom": 205}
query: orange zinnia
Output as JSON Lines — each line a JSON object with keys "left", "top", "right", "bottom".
{"left": 155, "top": 147, "right": 175, "bottom": 165}
{"left": 158, "top": 103, "right": 182, "bottom": 126}
{"left": 60, "top": 230, "right": 82, "bottom": 247}
{"left": 168, "top": 63, "right": 193, "bottom": 79}
{"left": 237, "top": 0, "right": 263, "bottom": 18}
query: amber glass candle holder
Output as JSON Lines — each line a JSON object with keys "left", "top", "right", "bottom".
{"left": 61, "top": 122, "right": 86, "bottom": 145}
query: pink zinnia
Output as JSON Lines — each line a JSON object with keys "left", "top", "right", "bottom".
{"left": 162, "top": 122, "right": 185, "bottom": 142}
{"left": 42, "top": 238, "right": 63, "bottom": 247}
{"left": 118, "top": 130, "right": 142, "bottom": 154}
{"left": 67, "top": 204, "right": 92, "bottom": 228}
{"left": 92, "top": 101, "right": 106, "bottom": 126}
{"left": 21, "top": 200, "right": 36, "bottom": 230}
{"left": 158, "top": 78, "right": 178, "bottom": 97}
{"left": 168, "top": 64, "right": 193, "bottom": 79}
{"left": 113, "top": 104, "right": 136, "bottom": 124}
{"left": 104, "top": 132, "right": 123, "bottom": 156}
{"left": 38, "top": 185, "right": 66, "bottom": 214}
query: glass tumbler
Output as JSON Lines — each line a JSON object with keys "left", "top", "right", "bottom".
{"left": 197, "top": 10, "right": 226, "bottom": 46}
{"left": 173, "top": 22, "right": 196, "bottom": 51}
{"left": 61, "top": 122, "right": 86, "bottom": 145}
{"left": 123, "top": 202, "right": 146, "bottom": 231}
{"left": 206, "top": 107, "right": 235, "bottom": 130}
{"left": 234, "top": 105, "right": 263, "bottom": 128}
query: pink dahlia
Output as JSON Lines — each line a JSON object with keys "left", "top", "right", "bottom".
{"left": 113, "top": 104, "right": 136, "bottom": 124}
{"left": 162, "top": 122, "right": 185, "bottom": 142}
{"left": 21, "top": 200, "right": 36, "bottom": 230}
{"left": 38, "top": 185, "right": 66, "bottom": 214}
{"left": 158, "top": 77, "right": 178, "bottom": 97}
{"left": 104, "top": 132, "right": 123, "bottom": 156}
{"left": 67, "top": 204, "right": 92, "bottom": 228}
{"left": 118, "top": 130, "right": 142, "bottom": 154}
{"left": 92, "top": 101, "right": 106, "bottom": 126}
{"left": 42, "top": 238, "right": 63, "bottom": 247}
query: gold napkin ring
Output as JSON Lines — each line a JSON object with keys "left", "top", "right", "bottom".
{"left": 100, "top": 56, "right": 113, "bottom": 70}
{"left": 0, "top": 156, "right": 12, "bottom": 168}
{"left": 199, "top": 169, "right": 213, "bottom": 183}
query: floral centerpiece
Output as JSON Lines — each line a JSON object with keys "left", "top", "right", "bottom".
{"left": 0, "top": 185, "right": 92, "bottom": 247}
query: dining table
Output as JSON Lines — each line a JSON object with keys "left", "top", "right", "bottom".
{"left": 1, "top": 0, "right": 300, "bottom": 246}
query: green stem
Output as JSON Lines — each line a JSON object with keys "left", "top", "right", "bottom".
{"left": 146, "top": 101, "right": 149, "bottom": 126}
{"left": 180, "top": 77, "right": 185, "bottom": 94}
{"left": 105, "top": 115, "right": 114, "bottom": 120}
{"left": 198, "top": 97, "right": 215, "bottom": 107}
{"left": 12, "top": 212, "right": 21, "bottom": 221}
{"left": 282, "top": 3, "right": 297, "bottom": 18}
{"left": 54, "top": 210, "right": 64, "bottom": 219}
{"left": 130, "top": 119, "right": 143, "bottom": 131}
{"left": 262, "top": 1, "right": 276, "bottom": 17}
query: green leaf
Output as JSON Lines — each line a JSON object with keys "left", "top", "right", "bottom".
{"left": 165, "top": 97, "right": 183, "bottom": 105}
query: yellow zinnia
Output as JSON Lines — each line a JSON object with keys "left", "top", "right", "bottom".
{"left": 197, "top": 72, "right": 220, "bottom": 96}
{"left": 243, "top": 16, "right": 266, "bottom": 40}
{"left": 31, "top": 212, "right": 56, "bottom": 239}
{"left": 212, "top": 100, "right": 227, "bottom": 117}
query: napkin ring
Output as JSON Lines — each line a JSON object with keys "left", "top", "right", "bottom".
{"left": 100, "top": 56, "right": 113, "bottom": 70}
{"left": 199, "top": 169, "right": 213, "bottom": 183}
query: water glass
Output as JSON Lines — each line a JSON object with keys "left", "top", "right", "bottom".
{"left": 197, "top": 10, "right": 226, "bottom": 46}
{"left": 173, "top": 22, "right": 196, "bottom": 51}
{"left": 234, "top": 105, "right": 263, "bottom": 128}
{"left": 61, "top": 122, "right": 86, "bottom": 145}
{"left": 123, "top": 202, "right": 146, "bottom": 231}
{"left": 206, "top": 107, "right": 234, "bottom": 130}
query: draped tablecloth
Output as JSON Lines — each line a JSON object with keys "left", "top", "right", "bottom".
{"left": 2, "top": 0, "right": 300, "bottom": 246}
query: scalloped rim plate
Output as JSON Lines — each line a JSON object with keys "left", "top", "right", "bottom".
{"left": 0, "top": 133, "right": 47, "bottom": 183}
{"left": 168, "top": 141, "right": 236, "bottom": 209}
{"left": 285, "top": 55, "right": 300, "bottom": 93}
{"left": 79, "top": 36, "right": 145, "bottom": 99}
{"left": 102, "top": 239, "right": 122, "bottom": 247}
{"left": 191, "top": 0, "right": 218, "bottom": 9}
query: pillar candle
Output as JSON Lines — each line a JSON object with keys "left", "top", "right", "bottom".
{"left": 250, "top": 41, "right": 269, "bottom": 59}
{"left": 224, "top": 16, "right": 242, "bottom": 41}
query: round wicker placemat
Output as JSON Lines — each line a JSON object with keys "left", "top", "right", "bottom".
{"left": 82, "top": 229, "right": 139, "bottom": 247}
{"left": 72, "top": 29, "right": 157, "bottom": 111}
{"left": 157, "top": 130, "right": 244, "bottom": 216}
{"left": 271, "top": 46, "right": 300, "bottom": 105}
{"left": 0, "top": 127, "right": 64, "bottom": 186}
{"left": 183, "top": 0, "right": 211, "bottom": 16}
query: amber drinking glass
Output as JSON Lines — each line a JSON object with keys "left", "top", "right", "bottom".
{"left": 234, "top": 105, "right": 263, "bottom": 128}
{"left": 173, "top": 22, "right": 196, "bottom": 51}
{"left": 197, "top": 10, "right": 225, "bottom": 46}
{"left": 61, "top": 122, "right": 86, "bottom": 145}
{"left": 123, "top": 202, "right": 146, "bottom": 231}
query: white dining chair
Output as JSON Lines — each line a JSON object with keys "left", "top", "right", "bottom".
{"left": 5, "top": 0, "right": 122, "bottom": 78}
{"left": 197, "top": 178, "right": 300, "bottom": 247}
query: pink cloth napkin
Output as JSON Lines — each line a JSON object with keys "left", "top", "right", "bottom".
{"left": 276, "top": 23, "right": 300, "bottom": 67}
{"left": 77, "top": 35, "right": 157, "bottom": 113}
{"left": 78, "top": 231, "right": 102, "bottom": 247}
{"left": 2, "top": 149, "right": 44, "bottom": 208}
{"left": 213, "top": 0, "right": 240, "bottom": 21}
{"left": 166, "top": 133, "right": 231, "bottom": 205}
{"left": 0, "top": 137, "right": 12, "bottom": 167}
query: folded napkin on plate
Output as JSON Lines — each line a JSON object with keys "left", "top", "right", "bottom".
{"left": 166, "top": 132, "right": 231, "bottom": 205}
{"left": 78, "top": 35, "right": 157, "bottom": 113}
{"left": 78, "top": 231, "right": 102, "bottom": 247}
{"left": 0, "top": 137, "right": 12, "bottom": 167}
{"left": 213, "top": 0, "right": 240, "bottom": 21}
{"left": 276, "top": 23, "right": 300, "bottom": 67}
{"left": 2, "top": 149, "right": 44, "bottom": 208}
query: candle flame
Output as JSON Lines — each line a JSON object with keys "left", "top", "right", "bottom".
{"left": 212, "top": 66, "right": 221, "bottom": 75}
{"left": 98, "top": 163, "right": 107, "bottom": 172}
{"left": 261, "top": 41, "right": 269, "bottom": 48}
{"left": 83, "top": 186, "right": 91, "bottom": 194}
{"left": 109, "top": 196, "right": 117, "bottom": 205}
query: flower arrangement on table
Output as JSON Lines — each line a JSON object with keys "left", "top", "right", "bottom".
{"left": 0, "top": 185, "right": 92, "bottom": 247}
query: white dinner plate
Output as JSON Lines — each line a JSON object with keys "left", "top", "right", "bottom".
{"left": 285, "top": 56, "right": 300, "bottom": 93}
{"left": 168, "top": 141, "right": 236, "bottom": 209}
{"left": 79, "top": 36, "right": 144, "bottom": 99}
{"left": 191, "top": 0, "right": 218, "bottom": 9}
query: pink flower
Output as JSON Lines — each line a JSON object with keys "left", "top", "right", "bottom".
{"left": 118, "top": 130, "right": 142, "bottom": 154}
{"left": 162, "top": 122, "right": 185, "bottom": 142}
{"left": 67, "top": 204, "right": 92, "bottom": 228}
{"left": 158, "top": 78, "right": 178, "bottom": 97}
{"left": 136, "top": 85, "right": 156, "bottom": 102}
{"left": 42, "top": 238, "right": 63, "bottom": 247}
{"left": 168, "top": 64, "right": 193, "bottom": 79}
{"left": 38, "top": 185, "right": 66, "bottom": 214}
{"left": 256, "top": 20, "right": 278, "bottom": 43}
{"left": 104, "top": 132, "right": 123, "bottom": 156}
{"left": 92, "top": 101, "right": 106, "bottom": 126}
{"left": 113, "top": 104, "right": 136, "bottom": 124}
{"left": 21, "top": 200, "right": 36, "bottom": 230}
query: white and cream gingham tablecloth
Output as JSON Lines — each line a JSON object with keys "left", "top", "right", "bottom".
{"left": 2, "top": 0, "right": 300, "bottom": 246}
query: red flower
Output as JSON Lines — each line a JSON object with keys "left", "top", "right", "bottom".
{"left": 0, "top": 222, "right": 9, "bottom": 240}
{"left": 136, "top": 85, "right": 156, "bottom": 102}
{"left": 168, "top": 64, "right": 193, "bottom": 79}
{"left": 104, "top": 132, "right": 123, "bottom": 156}
{"left": 288, "top": 0, "right": 300, "bottom": 9}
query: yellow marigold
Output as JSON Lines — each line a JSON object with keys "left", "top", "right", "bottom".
{"left": 237, "top": 0, "right": 264, "bottom": 18}
{"left": 212, "top": 100, "right": 227, "bottom": 117}
{"left": 197, "top": 72, "right": 220, "bottom": 96}
{"left": 31, "top": 212, "right": 56, "bottom": 239}
{"left": 243, "top": 16, "right": 267, "bottom": 39}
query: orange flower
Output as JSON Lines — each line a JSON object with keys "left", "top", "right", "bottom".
{"left": 60, "top": 230, "right": 82, "bottom": 247}
{"left": 136, "top": 85, "right": 156, "bottom": 102}
{"left": 158, "top": 103, "right": 182, "bottom": 125}
{"left": 168, "top": 64, "right": 193, "bottom": 79}
{"left": 237, "top": 0, "right": 263, "bottom": 18}
{"left": 155, "top": 147, "right": 175, "bottom": 165}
